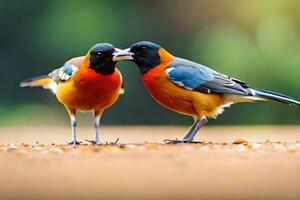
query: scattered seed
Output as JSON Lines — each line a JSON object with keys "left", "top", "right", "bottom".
{"left": 233, "top": 138, "right": 248, "bottom": 144}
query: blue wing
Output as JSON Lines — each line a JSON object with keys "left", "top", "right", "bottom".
{"left": 48, "top": 56, "right": 84, "bottom": 82}
{"left": 166, "top": 57, "right": 251, "bottom": 96}
{"left": 49, "top": 64, "right": 79, "bottom": 82}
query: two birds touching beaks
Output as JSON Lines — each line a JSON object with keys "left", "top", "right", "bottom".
{"left": 20, "top": 41, "right": 300, "bottom": 146}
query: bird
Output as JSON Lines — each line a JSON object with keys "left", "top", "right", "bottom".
{"left": 20, "top": 43, "right": 124, "bottom": 145}
{"left": 113, "top": 41, "right": 300, "bottom": 144}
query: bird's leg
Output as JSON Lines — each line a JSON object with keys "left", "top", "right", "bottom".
{"left": 86, "top": 110, "right": 103, "bottom": 145}
{"left": 93, "top": 114, "right": 101, "bottom": 145}
{"left": 66, "top": 109, "right": 82, "bottom": 146}
{"left": 164, "top": 116, "right": 207, "bottom": 144}
{"left": 183, "top": 116, "right": 207, "bottom": 141}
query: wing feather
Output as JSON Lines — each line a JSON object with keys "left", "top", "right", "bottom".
{"left": 49, "top": 56, "right": 83, "bottom": 82}
{"left": 166, "top": 57, "right": 251, "bottom": 96}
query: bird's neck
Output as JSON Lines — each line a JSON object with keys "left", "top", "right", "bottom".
{"left": 91, "top": 62, "right": 116, "bottom": 75}
{"left": 137, "top": 64, "right": 156, "bottom": 74}
{"left": 82, "top": 52, "right": 116, "bottom": 75}
{"left": 158, "top": 48, "right": 174, "bottom": 63}
{"left": 137, "top": 48, "right": 174, "bottom": 75}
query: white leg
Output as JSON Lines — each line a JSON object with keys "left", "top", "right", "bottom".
{"left": 94, "top": 114, "right": 101, "bottom": 145}
{"left": 71, "top": 115, "right": 77, "bottom": 143}
{"left": 86, "top": 110, "right": 103, "bottom": 145}
{"left": 66, "top": 108, "right": 81, "bottom": 146}
{"left": 68, "top": 115, "right": 81, "bottom": 145}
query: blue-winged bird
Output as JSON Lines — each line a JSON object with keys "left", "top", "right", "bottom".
{"left": 113, "top": 41, "right": 300, "bottom": 144}
{"left": 21, "top": 43, "right": 124, "bottom": 145}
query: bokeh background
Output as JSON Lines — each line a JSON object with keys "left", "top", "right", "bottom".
{"left": 1, "top": 0, "right": 300, "bottom": 126}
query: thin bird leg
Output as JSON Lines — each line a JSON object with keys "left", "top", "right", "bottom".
{"left": 66, "top": 108, "right": 81, "bottom": 146}
{"left": 86, "top": 110, "right": 103, "bottom": 145}
{"left": 164, "top": 116, "right": 207, "bottom": 144}
{"left": 184, "top": 116, "right": 207, "bottom": 141}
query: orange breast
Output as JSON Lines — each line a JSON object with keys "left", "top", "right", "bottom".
{"left": 142, "top": 63, "right": 226, "bottom": 118}
{"left": 56, "top": 68, "right": 122, "bottom": 111}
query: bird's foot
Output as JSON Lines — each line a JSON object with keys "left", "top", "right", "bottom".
{"left": 164, "top": 138, "right": 203, "bottom": 144}
{"left": 85, "top": 139, "right": 101, "bottom": 146}
{"left": 67, "top": 140, "right": 82, "bottom": 146}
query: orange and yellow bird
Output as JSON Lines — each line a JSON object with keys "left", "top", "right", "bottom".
{"left": 113, "top": 41, "right": 300, "bottom": 144}
{"left": 21, "top": 43, "right": 124, "bottom": 145}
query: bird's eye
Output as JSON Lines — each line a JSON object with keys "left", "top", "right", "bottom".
{"left": 141, "top": 46, "right": 146, "bottom": 51}
{"left": 96, "top": 52, "right": 103, "bottom": 58}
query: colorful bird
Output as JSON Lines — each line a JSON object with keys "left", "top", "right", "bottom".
{"left": 21, "top": 43, "right": 124, "bottom": 145}
{"left": 113, "top": 41, "right": 300, "bottom": 144}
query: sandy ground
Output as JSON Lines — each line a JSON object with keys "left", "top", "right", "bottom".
{"left": 0, "top": 126, "right": 300, "bottom": 200}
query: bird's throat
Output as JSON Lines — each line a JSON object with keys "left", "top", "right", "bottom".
{"left": 91, "top": 62, "right": 116, "bottom": 75}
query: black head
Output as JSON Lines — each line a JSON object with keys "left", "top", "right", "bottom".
{"left": 89, "top": 43, "right": 117, "bottom": 75}
{"left": 129, "top": 41, "right": 161, "bottom": 74}
{"left": 113, "top": 41, "right": 174, "bottom": 74}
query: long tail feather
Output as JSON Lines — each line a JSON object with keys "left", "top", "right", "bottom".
{"left": 20, "top": 75, "right": 57, "bottom": 94}
{"left": 20, "top": 75, "right": 51, "bottom": 88}
{"left": 252, "top": 88, "right": 300, "bottom": 106}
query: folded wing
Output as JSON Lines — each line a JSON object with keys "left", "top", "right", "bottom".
{"left": 166, "top": 57, "right": 252, "bottom": 96}
{"left": 49, "top": 56, "right": 84, "bottom": 82}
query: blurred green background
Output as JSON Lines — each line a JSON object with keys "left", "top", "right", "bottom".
{"left": 1, "top": 0, "right": 300, "bottom": 126}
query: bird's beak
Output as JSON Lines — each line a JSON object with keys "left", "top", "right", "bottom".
{"left": 114, "top": 48, "right": 122, "bottom": 53}
{"left": 112, "top": 48, "right": 122, "bottom": 56}
{"left": 113, "top": 48, "right": 134, "bottom": 62}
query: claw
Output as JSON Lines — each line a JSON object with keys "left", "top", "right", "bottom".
{"left": 164, "top": 138, "right": 203, "bottom": 144}
{"left": 85, "top": 139, "right": 101, "bottom": 146}
{"left": 67, "top": 140, "right": 82, "bottom": 146}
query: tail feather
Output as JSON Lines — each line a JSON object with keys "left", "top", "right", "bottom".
{"left": 252, "top": 88, "right": 300, "bottom": 106}
{"left": 20, "top": 75, "right": 57, "bottom": 94}
{"left": 20, "top": 75, "right": 52, "bottom": 88}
